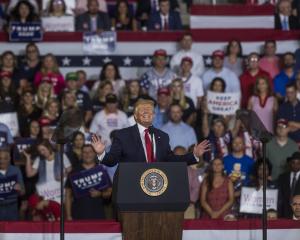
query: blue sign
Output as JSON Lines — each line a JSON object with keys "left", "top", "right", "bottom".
{"left": 83, "top": 31, "right": 116, "bottom": 54}
{"left": 9, "top": 22, "right": 43, "bottom": 42}
{"left": 0, "top": 175, "right": 17, "bottom": 200}
{"left": 13, "top": 138, "right": 37, "bottom": 162}
{"left": 70, "top": 165, "right": 111, "bottom": 198}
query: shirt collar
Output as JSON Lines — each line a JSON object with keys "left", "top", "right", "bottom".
{"left": 137, "top": 123, "right": 148, "bottom": 135}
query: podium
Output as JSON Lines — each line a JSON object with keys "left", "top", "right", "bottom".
{"left": 113, "top": 162, "right": 190, "bottom": 240}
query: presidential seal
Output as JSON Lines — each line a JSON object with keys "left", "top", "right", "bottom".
{"left": 140, "top": 168, "right": 168, "bottom": 196}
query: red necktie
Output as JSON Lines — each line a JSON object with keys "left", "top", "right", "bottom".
{"left": 144, "top": 129, "right": 154, "bottom": 162}
{"left": 163, "top": 17, "right": 168, "bottom": 31}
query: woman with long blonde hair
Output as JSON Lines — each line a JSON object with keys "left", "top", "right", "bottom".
{"left": 35, "top": 81, "right": 55, "bottom": 109}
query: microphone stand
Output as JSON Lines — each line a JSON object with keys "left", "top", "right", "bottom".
{"left": 58, "top": 144, "right": 65, "bottom": 240}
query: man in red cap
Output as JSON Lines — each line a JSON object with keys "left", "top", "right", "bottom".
{"left": 140, "top": 49, "right": 176, "bottom": 100}
{"left": 202, "top": 50, "right": 240, "bottom": 94}
{"left": 153, "top": 87, "right": 171, "bottom": 128}
{"left": 179, "top": 56, "right": 204, "bottom": 108}
{"left": 170, "top": 32, "right": 205, "bottom": 76}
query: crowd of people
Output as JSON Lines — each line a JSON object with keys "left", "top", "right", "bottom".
{"left": 0, "top": 0, "right": 300, "bottom": 223}
{"left": 0, "top": 0, "right": 300, "bottom": 31}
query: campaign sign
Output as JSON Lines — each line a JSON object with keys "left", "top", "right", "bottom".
{"left": 207, "top": 91, "right": 240, "bottom": 115}
{"left": 240, "top": 187, "right": 278, "bottom": 214}
{"left": 0, "top": 175, "right": 17, "bottom": 200}
{"left": 13, "top": 138, "right": 37, "bottom": 162}
{"left": 42, "top": 16, "right": 74, "bottom": 32}
{"left": 0, "top": 112, "right": 19, "bottom": 137}
{"left": 0, "top": 131, "right": 7, "bottom": 147}
{"left": 70, "top": 165, "right": 111, "bottom": 198}
{"left": 36, "top": 181, "right": 61, "bottom": 203}
{"left": 83, "top": 31, "right": 116, "bottom": 54}
{"left": 9, "top": 22, "right": 43, "bottom": 42}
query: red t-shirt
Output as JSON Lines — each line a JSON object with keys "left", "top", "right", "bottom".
{"left": 33, "top": 201, "right": 61, "bottom": 221}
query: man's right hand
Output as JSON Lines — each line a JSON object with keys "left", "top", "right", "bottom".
{"left": 91, "top": 134, "right": 105, "bottom": 155}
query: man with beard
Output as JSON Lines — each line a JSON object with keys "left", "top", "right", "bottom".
{"left": 274, "top": 52, "right": 297, "bottom": 100}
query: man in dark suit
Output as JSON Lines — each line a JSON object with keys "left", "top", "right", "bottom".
{"left": 91, "top": 99, "right": 209, "bottom": 167}
{"left": 275, "top": 0, "right": 299, "bottom": 30}
{"left": 75, "top": 0, "right": 111, "bottom": 32}
{"left": 147, "top": 0, "right": 183, "bottom": 31}
{"left": 136, "top": 0, "right": 179, "bottom": 28}
{"left": 277, "top": 152, "right": 300, "bottom": 218}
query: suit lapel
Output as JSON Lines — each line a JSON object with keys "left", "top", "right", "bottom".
{"left": 153, "top": 128, "right": 161, "bottom": 162}
{"left": 132, "top": 125, "right": 147, "bottom": 162}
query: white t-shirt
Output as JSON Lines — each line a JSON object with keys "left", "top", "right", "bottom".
{"left": 181, "top": 74, "right": 204, "bottom": 107}
{"left": 202, "top": 67, "right": 241, "bottom": 94}
{"left": 170, "top": 49, "right": 205, "bottom": 76}
{"left": 32, "top": 154, "right": 71, "bottom": 183}
{"left": 90, "top": 109, "right": 129, "bottom": 147}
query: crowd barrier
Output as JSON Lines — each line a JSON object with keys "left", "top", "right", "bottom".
{"left": 0, "top": 219, "right": 299, "bottom": 240}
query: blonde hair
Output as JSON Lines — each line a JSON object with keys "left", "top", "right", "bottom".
{"left": 35, "top": 82, "right": 55, "bottom": 108}
{"left": 171, "top": 78, "right": 187, "bottom": 110}
{"left": 40, "top": 53, "right": 60, "bottom": 74}
{"left": 134, "top": 99, "right": 155, "bottom": 114}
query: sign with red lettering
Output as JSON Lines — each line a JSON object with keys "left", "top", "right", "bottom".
{"left": 207, "top": 91, "right": 240, "bottom": 115}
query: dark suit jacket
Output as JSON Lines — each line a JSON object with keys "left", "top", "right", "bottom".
{"left": 274, "top": 14, "right": 299, "bottom": 30}
{"left": 75, "top": 11, "right": 111, "bottom": 32}
{"left": 101, "top": 124, "right": 196, "bottom": 167}
{"left": 147, "top": 11, "right": 182, "bottom": 31}
{"left": 277, "top": 171, "right": 300, "bottom": 218}
{"left": 135, "top": 0, "right": 179, "bottom": 20}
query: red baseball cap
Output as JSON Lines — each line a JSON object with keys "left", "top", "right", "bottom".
{"left": 157, "top": 87, "right": 170, "bottom": 96}
{"left": 181, "top": 56, "right": 193, "bottom": 65}
{"left": 277, "top": 118, "right": 288, "bottom": 126}
{"left": 212, "top": 50, "right": 225, "bottom": 59}
{"left": 153, "top": 49, "right": 167, "bottom": 57}
{"left": 28, "top": 194, "right": 42, "bottom": 209}
{"left": 39, "top": 117, "right": 51, "bottom": 127}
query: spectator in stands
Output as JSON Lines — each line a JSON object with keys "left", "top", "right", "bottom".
{"left": 140, "top": 49, "right": 176, "bottom": 99}
{"left": 223, "top": 136, "right": 255, "bottom": 186}
{"left": 266, "top": 119, "right": 298, "bottom": 181}
{"left": 111, "top": 0, "right": 138, "bottom": 31}
{"left": 66, "top": 131, "right": 85, "bottom": 169}
{"left": 259, "top": 40, "right": 280, "bottom": 79}
{"left": 161, "top": 103, "right": 197, "bottom": 150}
{"left": 0, "top": 51, "right": 19, "bottom": 85}
{"left": 170, "top": 32, "right": 205, "bottom": 76}
{"left": 275, "top": 0, "right": 299, "bottom": 30}
{"left": 75, "top": 0, "right": 110, "bottom": 32}
{"left": 153, "top": 88, "right": 171, "bottom": 129}
{"left": 202, "top": 116, "right": 232, "bottom": 162}
{"left": 6, "top": 0, "right": 39, "bottom": 15}
{"left": 45, "top": 0, "right": 68, "bottom": 17}
{"left": 147, "top": 0, "right": 182, "bottom": 31}
{"left": 38, "top": 117, "right": 54, "bottom": 140}
{"left": 61, "top": 90, "right": 77, "bottom": 110}
{"left": 28, "top": 194, "right": 60, "bottom": 221}
{"left": 274, "top": 52, "right": 296, "bottom": 100}
{"left": 0, "top": 147, "right": 25, "bottom": 220}
{"left": 170, "top": 78, "right": 196, "bottom": 125}
{"left": 121, "top": 80, "right": 141, "bottom": 117}
{"left": 92, "top": 80, "right": 113, "bottom": 113}
{"left": 75, "top": 0, "right": 108, "bottom": 15}
{"left": 8, "top": 0, "right": 40, "bottom": 25}
{"left": 92, "top": 62, "right": 125, "bottom": 99}
{"left": 291, "top": 195, "right": 300, "bottom": 220}
{"left": 24, "top": 139, "right": 71, "bottom": 184}
{"left": 28, "top": 120, "right": 40, "bottom": 139}
{"left": 224, "top": 39, "right": 244, "bottom": 78}
{"left": 34, "top": 54, "right": 65, "bottom": 95}
{"left": 277, "top": 83, "right": 300, "bottom": 144}
{"left": 178, "top": 57, "right": 204, "bottom": 109}
{"left": 90, "top": 93, "right": 129, "bottom": 148}
{"left": 247, "top": 76, "right": 278, "bottom": 133}
{"left": 76, "top": 70, "right": 89, "bottom": 93}
{"left": 63, "top": 72, "right": 93, "bottom": 126}
{"left": 239, "top": 52, "right": 271, "bottom": 108}
{"left": 278, "top": 152, "right": 300, "bottom": 218}
{"left": 18, "top": 89, "right": 42, "bottom": 137}
{"left": 0, "top": 71, "right": 18, "bottom": 113}
{"left": 17, "top": 43, "right": 41, "bottom": 85}
{"left": 296, "top": 73, "right": 300, "bottom": 100}
{"left": 200, "top": 158, "right": 234, "bottom": 219}
{"left": 40, "top": 98, "right": 60, "bottom": 126}
{"left": 202, "top": 50, "right": 240, "bottom": 94}
{"left": 65, "top": 144, "right": 112, "bottom": 220}
{"left": 35, "top": 80, "right": 55, "bottom": 109}
{"left": 136, "top": 0, "right": 179, "bottom": 28}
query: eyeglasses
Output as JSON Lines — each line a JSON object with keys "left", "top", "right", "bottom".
{"left": 249, "top": 57, "right": 259, "bottom": 62}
